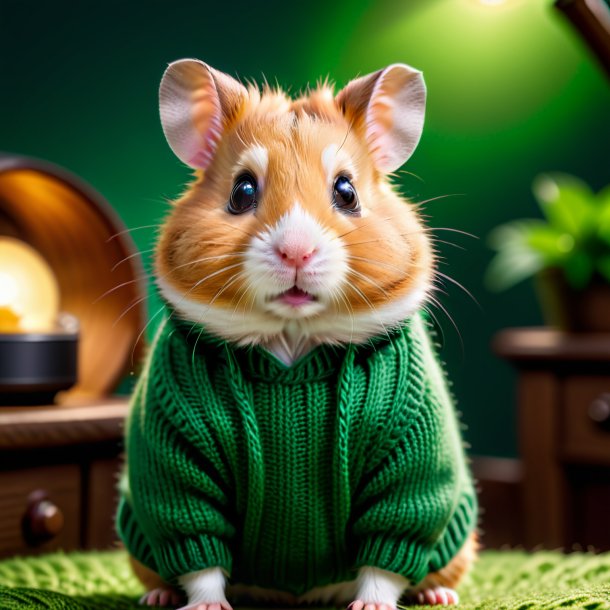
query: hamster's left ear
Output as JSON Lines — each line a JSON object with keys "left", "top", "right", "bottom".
{"left": 336, "top": 64, "right": 426, "bottom": 174}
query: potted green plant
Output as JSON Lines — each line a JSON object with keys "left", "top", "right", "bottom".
{"left": 486, "top": 173, "right": 610, "bottom": 331}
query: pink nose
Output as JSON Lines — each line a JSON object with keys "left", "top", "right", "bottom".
{"left": 276, "top": 242, "right": 316, "bottom": 268}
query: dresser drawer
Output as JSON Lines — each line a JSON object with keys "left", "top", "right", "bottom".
{"left": 561, "top": 376, "right": 610, "bottom": 465}
{"left": 0, "top": 464, "right": 81, "bottom": 558}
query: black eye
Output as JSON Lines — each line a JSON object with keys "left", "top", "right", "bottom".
{"left": 333, "top": 175, "right": 360, "bottom": 213}
{"left": 228, "top": 174, "right": 257, "bottom": 214}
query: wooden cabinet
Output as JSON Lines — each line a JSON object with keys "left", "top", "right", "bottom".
{"left": 494, "top": 328, "right": 610, "bottom": 551}
{"left": 0, "top": 398, "right": 128, "bottom": 558}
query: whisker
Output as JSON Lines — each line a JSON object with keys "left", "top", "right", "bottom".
{"left": 93, "top": 277, "right": 148, "bottom": 304}
{"left": 336, "top": 119, "right": 354, "bottom": 155}
{"left": 230, "top": 275, "right": 257, "bottom": 324}
{"left": 435, "top": 270, "right": 481, "bottom": 309}
{"left": 217, "top": 222, "right": 256, "bottom": 239}
{"left": 186, "top": 262, "right": 244, "bottom": 296}
{"left": 129, "top": 258, "right": 246, "bottom": 364}
{"left": 347, "top": 267, "right": 390, "bottom": 297}
{"left": 431, "top": 238, "right": 466, "bottom": 251}
{"left": 189, "top": 270, "right": 249, "bottom": 359}
{"left": 346, "top": 254, "right": 405, "bottom": 275}
{"left": 112, "top": 295, "right": 149, "bottom": 328}
{"left": 427, "top": 293, "right": 464, "bottom": 355}
{"left": 421, "top": 303, "right": 445, "bottom": 347}
{"left": 347, "top": 281, "right": 391, "bottom": 342}
{"left": 397, "top": 227, "right": 478, "bottom": 240}
{"left": 106, "top": 224, "right": 161, "bottom": 242}
{"left": 429, "top": 227, "right": 478, "bottom": 239}
{"left": 96, "top": 252, "right": 246, "bottom": 305}
{"left": 111, "top": 248, "right": 155, "bottom": 272}
{"left": 395, "top": 168, "right": 424, "bottom": 182}
{"left": 169, "top": 252, "right": 247, "bottom": 274}
{"left": 333, "top": 216, "right": 395, "bottom": 241}
{"left": 329, "top": 285, "right": 356, "bottom": 344}
{"left": 130, "top": 302, "right": 168, "bottom": 367}
{"left": 411, "top": 193, "right": 465, "bottom": 209}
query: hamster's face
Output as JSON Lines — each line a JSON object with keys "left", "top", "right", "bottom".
{"left": 156, "top": 61, "right": 433, "bottom": 346}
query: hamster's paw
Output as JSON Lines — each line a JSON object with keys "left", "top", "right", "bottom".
{"left": 414, "top": 586, "right": 459, "bottom": 606}
{"left": 139, "top": 587, "right": 184, "bottom": 607}
{"left": 348, "top": 601, "right": 396, "bottom": 610}
{"left": 177, "top": 603, "right": 233, "bottom": 610}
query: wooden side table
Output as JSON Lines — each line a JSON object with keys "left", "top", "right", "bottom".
{"left": 494, "top": 328, "right": 610, "bottom": 551}
{"left": 0, "top": 397, "right": 128, "bottom": 558}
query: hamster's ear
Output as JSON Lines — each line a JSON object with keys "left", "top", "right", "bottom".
{"left": 336, "top": 64, "right": 426, "bottom": 173}
{"left": 159, "top": 59, "right": 248, "bottom": 170}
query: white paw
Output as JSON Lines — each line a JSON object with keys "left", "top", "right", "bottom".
{"left": 139, "top": 587, "right": 184, "bottom": 607}
{"left": 415, "top": 586, "right": 459, "bottom": 606}
{"left": 348, "top": 600, "right": 396, "bottom": 610}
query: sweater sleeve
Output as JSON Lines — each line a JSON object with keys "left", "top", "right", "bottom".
{"left": 117, "top": 324, "right": 235, "bottom": 583}
{"left": 350, "top": 318, "right": 477, "bottom": 585}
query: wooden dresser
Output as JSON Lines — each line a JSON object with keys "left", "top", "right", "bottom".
{"left": 494, "top": 328, "right": 610, "bottom": 551}
{"left": 0, "top": 398, "right": 128, "bottom": 558}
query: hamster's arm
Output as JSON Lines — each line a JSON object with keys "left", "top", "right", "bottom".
{"left": 350, "top": 317, "right": 478, "bottom": 585}
{"left": 116, "top": 323, "right": 235, "bottom": 583}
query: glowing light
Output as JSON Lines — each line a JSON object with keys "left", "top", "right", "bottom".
{"left": 0, "top": 273, "right": 19, "bottom": 307}
{"left": 0, "top": 237, "right": 59, "bottom": 332}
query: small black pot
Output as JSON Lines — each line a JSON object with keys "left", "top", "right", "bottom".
{"left": 0, "top": 314, "right": 78, "bottom": 405}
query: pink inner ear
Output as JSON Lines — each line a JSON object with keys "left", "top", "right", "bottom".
{"left": 366, "top": 92, "right": 399, "bottom": 171}
{"left": 187, "top": 82, "right": 223, "bottom": 169}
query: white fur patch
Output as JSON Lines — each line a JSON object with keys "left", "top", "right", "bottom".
{"left": 234, "top": 145, "right": 268, "bottom": 186}
{"left": 321, "top": 143, "right": 357, "bottom": 185}
{"left": 355, "top": 566, "right": 410, "bottom": 604}
{"left": 244, "top": 203, "right": 347, "bottom": 317}
{"left": 179, "top": 567, "right": 228, "bottom": 605}
{"left": 157, "top": 273, "right": 430, "bottom": 364}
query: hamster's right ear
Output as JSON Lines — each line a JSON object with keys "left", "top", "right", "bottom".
{"left": 336, "top": 64, "right": 426, "bottom": 174}
{"left": 159, "top": 59, "right": 248, "bottom": 170}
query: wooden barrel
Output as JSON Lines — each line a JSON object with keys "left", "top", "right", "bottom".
{"left": 0, "top": 153, "right": 146, "bottom": 399}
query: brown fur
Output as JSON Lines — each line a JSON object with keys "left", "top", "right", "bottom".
{"left": 413, "top": 532, "right": 479, "bottom": 594}
{"left": 129, "top": 554, "right": 167, "bottom": 592}
{"left": 156, "top": 80, "right": 432, "bottom": 317}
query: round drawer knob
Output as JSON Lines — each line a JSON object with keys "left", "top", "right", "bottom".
{"left": 588, "top": 394, "right": 610, "bottom": 433}
{"left": 21, "top": 489, "right": 64, "bottom": 546}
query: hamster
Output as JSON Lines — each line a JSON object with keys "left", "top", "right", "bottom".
{"left": 116, "top": 59, "right": 479, "bottom": 610}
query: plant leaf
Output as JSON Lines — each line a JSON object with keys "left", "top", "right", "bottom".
{"left": 485, "top": 246, "right": 544, "bottom": 291}
{"left": 488, "top": 219, "right": 546, "bottom": 251}
{"left": 532, "top": 173, "right": 595, "bottom": 238}
{"left": 526, "top": 225, "right": 574, "bottom": 263}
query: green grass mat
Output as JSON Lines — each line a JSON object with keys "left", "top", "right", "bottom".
{"left": 0, "top": 549, "right": 609, "bottom": 609}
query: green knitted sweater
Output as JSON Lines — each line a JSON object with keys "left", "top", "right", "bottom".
{"left": 116, "top": 310, "right": 477, "bottom": 595}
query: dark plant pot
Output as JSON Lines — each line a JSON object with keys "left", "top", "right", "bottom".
{"left": 535, "top": 268, "right": 610, "bottom": 332}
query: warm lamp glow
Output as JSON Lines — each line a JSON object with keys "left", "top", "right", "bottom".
{"left": 0, "top": 237, "right": 59, "bottom": 332}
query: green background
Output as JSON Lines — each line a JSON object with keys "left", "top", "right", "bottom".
{"left": 1, "top": 0, "right": 609, "bottom": 457}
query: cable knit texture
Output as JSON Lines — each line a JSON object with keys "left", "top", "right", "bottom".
{"left": 116, "top": 309, "right": 477, "bottom": 594}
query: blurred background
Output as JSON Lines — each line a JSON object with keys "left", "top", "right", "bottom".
{"left": 1, "top": 0, "right": 609, "bottom": 553}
